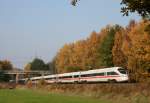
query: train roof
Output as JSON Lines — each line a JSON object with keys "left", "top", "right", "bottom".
{"left": 80, "top": 67, "right": 122, "bottom": 74}
{"left": 58, "top": 71, "right": 80, "bottom": 77}
{"left": 57, "top": 67, "right": 123, "bottom": 76}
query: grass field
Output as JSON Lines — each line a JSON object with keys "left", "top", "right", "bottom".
{"left": 0, "top": 89, "right": 110, "bottom": 103}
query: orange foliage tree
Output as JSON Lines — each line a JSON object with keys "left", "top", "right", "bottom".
{"left": 0, "top": 60, "right": 13, "bottom": 70}
{"left": 122, "top": 20, "right": 150, "bottom": 73}
{"left": 112, "top": 28, "right": 127, "bottom": 68}
{"left": 55, "top": 20, "right": 150, "bottom": 75}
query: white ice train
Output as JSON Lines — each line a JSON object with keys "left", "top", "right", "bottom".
{"left": 29, "top": 67, "right": 129, "bottom": 83}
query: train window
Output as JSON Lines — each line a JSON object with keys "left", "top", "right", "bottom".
{"left": 59, "top": 76, "right": 72, "bottom": 79}
{"left": 58, "top": 76, "right": 62, "bottom": 79}
{"left": 45, "top": 78, "right": 54, "bottom": 80}
{"left": 53, "top": 77, "right": 57, "bottom": 79}
{"left": 92, "top": 73, "right": 105, "bottom": 76}
{"left": 81, "top": 73, "right": 105, "bottom": 77}
{"left": 107, "top": 72, "right": 118, "bottom": 75}
{"left": 81, "top": 74, "right": 86, "bottom": 77}
{"left": 100, "top": 73, "right": 105, "bottom": 76}
{"left": 74, "top": 75, "right": 79, "bottom": 78}
{"left": 118, "top": 68, "right": 127, "bottom": 74}
{"left": 81, "top": 74, "right": 91, "bottom": 77}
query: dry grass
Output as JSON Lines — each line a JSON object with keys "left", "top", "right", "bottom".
{"left": 0, "top": 82, "right": 16, "bottom": 89}
{"left": 31, "top": 83, "right": 150, "bottom": 103}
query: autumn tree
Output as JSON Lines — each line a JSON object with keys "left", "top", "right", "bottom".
{"left": 0, "top": 60, "right": 13, "bottom": 70}
{"left": 112, "top": 28, "right": 127, "bottom": 68}
{"left": 55, "top": 25, "right": 124, "bottom": 73}
{"left": 0, "top": 60, "right": 13, "bottom": 81}
{"left": 126, "top": 20, "right": 137, "bottom": 32}
{"left": 122, "top": 20, "right": 150, "bottom": 74}
{"left": 69, "top": 40, "right": 86, "bottom": 71}
{"left": 81, "top": 31, "right": 100, "bottom": 69}
{"left": 55, "top": 44, "right": 75, "bottom": 73}
{"left": 55, "top": 31, "right": 101, "bottom": 73}
{"left": 24, "top": 63, "right": 32, "bottom": 78}
{"left": 55, "top": 20, "right": 150, "bottom": 77}
{"left": 24, "top": 63, "right": 31, "bottom": 71}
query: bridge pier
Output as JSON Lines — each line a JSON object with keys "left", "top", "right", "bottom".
{"left": 15, "top": 73, "right": 19, "bottom": 84}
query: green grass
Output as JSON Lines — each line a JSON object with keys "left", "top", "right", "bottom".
{"left": 0, "top": 89, "right": 110, "bottom": 103}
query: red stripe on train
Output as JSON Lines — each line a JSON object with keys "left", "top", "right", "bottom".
{"left": 45, "top": 75, "right": 121, "bottom": 81}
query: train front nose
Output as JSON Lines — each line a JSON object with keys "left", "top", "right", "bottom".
{"left": 121, "top": 75, "right": 129, "bottom": 82}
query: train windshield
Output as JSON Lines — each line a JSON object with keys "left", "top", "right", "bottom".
{"left": 118, "top": 68, "right": 127, "bottom": 74}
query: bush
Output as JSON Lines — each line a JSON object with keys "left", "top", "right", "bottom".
{"left": 37, "top": 79, "right": 46, "bottom": 88}
{"left": 0, "top": 71, "right": 11, "bottom": 82}
{"left": 26, "top": 80, "right": 33, "bottom": 88}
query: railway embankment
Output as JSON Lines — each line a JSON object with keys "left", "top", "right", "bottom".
{"left": 0, "top": 82, "right": 16, "bottom": 89}
{"left": 25, "top": 83, "right": 150, "bottom": 103}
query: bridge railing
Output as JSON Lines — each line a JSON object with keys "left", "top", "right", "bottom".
{"left": 0, "top": 70, "right": 52, "bottom": 75}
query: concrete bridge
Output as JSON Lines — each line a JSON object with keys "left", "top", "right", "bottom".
{"left": 1, "top": 70, "right": 52, "bottom": 83}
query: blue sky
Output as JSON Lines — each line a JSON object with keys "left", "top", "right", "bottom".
{"left": 0, "top": 0, "right": 141, "bottom": 69}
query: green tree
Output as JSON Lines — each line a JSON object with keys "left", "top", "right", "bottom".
{"left": 30, "top": 58, "right": 49, "bottom": 71}
{"left": 71, "top": 0, "right": 80, "bottom": 6}
{"left": 98, "top": 25, "right": 120, "bottom": 67}
{"left": 121, "top": 0, "right": 150, "bottom": 18}
{"left": 71, "top": 0, "right": 150, "bottom": 19}
{"left": 0, "top": 71, "right": 10, "bottom": 82}
{"left": 47, "top": 58, "right": 57, "bottom": 74}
